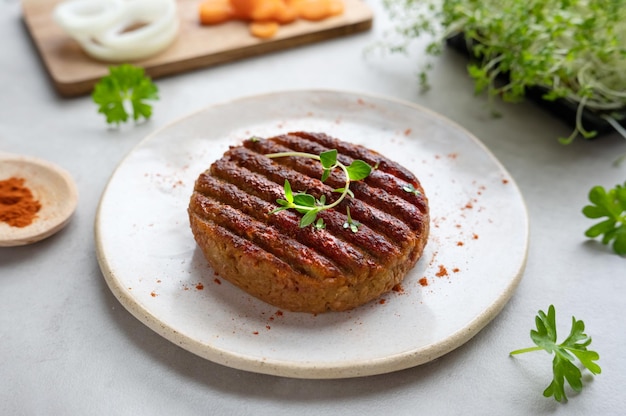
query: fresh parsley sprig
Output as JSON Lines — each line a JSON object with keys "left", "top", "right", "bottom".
{"left": 510, "top": 305, "right": 601, "bottom": 402}
{"left": 92, "top": 64, "right": 159, "bottom": 126}
{"left": 266, "top": 149, "right": 372, "bottom": 228}
{"left": 582, "top": 182, "right": 626, "bottom": 255}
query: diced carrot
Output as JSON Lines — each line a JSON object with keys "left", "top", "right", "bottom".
{"left": 297, "top": 0, "right": 332, "bottom": 21}
{"left": 249, "top": 21, "right": 280, "bottom": 38}
{"left": 199, "top": 0, "right": 342, "bottom": 32}
{"left": 249, "top": 0, "right": 281, "bottom": 21}
{"left": 328, "top": 0, "right": 344, "bottom": 16}
{"left": 230, "top": 0, "right": 285, "bottom": 21}
{"left": 199, "top": 0, "right": 235, "bottom": 24}
{"left": 273, "top": 0, "right": 298, "bottom": 24}
{"left": 230, "top": 0, "right": 261, "bottom": 19}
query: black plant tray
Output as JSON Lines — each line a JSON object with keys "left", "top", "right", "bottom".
{"left": 445, "top": 33, "right": 624, "bottom": 136}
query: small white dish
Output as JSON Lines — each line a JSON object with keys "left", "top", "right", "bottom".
{"left": 0, "top": 153, "right": 78, "bottom": 247}
{"left": 95, "top": 90, "right": 529, "bottom": 378}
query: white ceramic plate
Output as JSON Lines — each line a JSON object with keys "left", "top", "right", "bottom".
{"left": 96, "top": 90, "right": 529, "bottom": 378}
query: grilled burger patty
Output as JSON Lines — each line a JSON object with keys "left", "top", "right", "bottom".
{"left": 188, "top": 132, "right": 430, "bottom": 313}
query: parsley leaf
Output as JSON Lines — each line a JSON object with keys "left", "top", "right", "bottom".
{"left": 92, "top": 64, "right": 159, "bottom": 126}
{"left": 510, "top": 305, "right": 601, "bottom": 402}
{"left": 582, "top": 182, "right": 626, "bottom": 255}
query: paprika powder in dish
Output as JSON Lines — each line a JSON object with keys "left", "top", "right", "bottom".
{"left": 0, "top": 177, "right": 42, "bottom": 228}
{"left": 0, "top": 153, "right": 78, "bottom": 247}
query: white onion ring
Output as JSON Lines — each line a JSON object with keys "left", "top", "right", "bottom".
{"left": 98, "top": 0, "right": 177, "bottom": 51}
{"left": 53, "top": 0, "right": 179, "bottom": 62}
{"left": 53, "top": 0, "right": 125, "bottom": 37}
{"left": 80, "top": 17, "right": 179, "bottom": 61}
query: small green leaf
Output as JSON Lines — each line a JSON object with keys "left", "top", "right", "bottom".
{"left": 531, "top": 305, "right": 558, "bottom": 349}
{"left": 584, "top": 219, "right": 616, "bottom": 238}
{"left": 299, "top": 209, "right": 319, "bottom": 228}
{"left": 403, "top": 183, "right": 422, "bottom": 196}
{"left": 614, "top": 230, "right": 626, "bottom": 254}
{"left": 319, "top": 149, "right": 338, "bottom": 169}
{"left": 602, "top": 228, "right": 617, "bottom": 245}
{"left": 618, "top": 188, "right": 626, "bottom": 209}
{"left": 571, "top": 350, "right": 602, "bottom": 375}
{"left": 293, "top": 193, "right": 315, "bottom": 208}
{"left": 342, "top": 206, "right": 361, "bottom": 233}
{"left": 321, "top": 169, "right": 331, "bottom": 182}
{"left": 346, "top": 160, "right": 372, "bottom": 181}
{"left": 582, "top": 182, "right": 626, "bottom": 255}
{"left": 543, "top": 378, "right": 563, "bottom": 402}
{"left": 587, "top": 186, "right": 608, "bottom": 206}
{"left": 284, "top": 180, "right": 293, "bottom": 203}
{"left": 582, "top": 205, "right": 608, "bottom": 219}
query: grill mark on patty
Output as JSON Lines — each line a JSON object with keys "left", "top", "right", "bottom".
{"left": 257, "top": 133, "right": 428, "bottom": 207}
{"left": 225, "top": 147, "right": 327, "bottom": 201}
{"left": 194, "top": 170, "right": 380, "bottom": 276}
{"left": 280, "top": 132, "right": 418, "bottom": 183}
{"left": 349, "top": 182, "right": 427, "bottom": 231}
{"left": 190, "top": 215, "right": 300, "bottom": 282}
{"left": 195, "top": 172, "right": 401, "bottom": 261}
{"left": 190, "top": 193, "right": 342, "bottom": 279}
{"left": 242, "top": 138, "right": 426, "bottom": 240}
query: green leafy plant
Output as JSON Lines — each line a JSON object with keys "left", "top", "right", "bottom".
{"left": 510, "top": 305, "right": 601, "bottom": 402}
{"left": 92, "top": 64, "right": 159, "bottom": 126}
{"left": 266, "top": 149, "right": 372, "bottom": 229}
{"left": 582, "top": 182, "right": 626, "bottom": 255}
{"left": 381, "top": 0, "right": 626, "bottom": 142}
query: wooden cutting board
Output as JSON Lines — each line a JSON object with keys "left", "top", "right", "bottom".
{"left": 22, "top": 0, "right": 373, "bottom": 97}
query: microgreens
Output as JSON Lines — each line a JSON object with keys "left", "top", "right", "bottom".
{"left": 510, "top": 305, "right": 601, "bottom": 402}
{"left": 343, "top": 207, "right": 360, "bottom": 233}
{"left": 582, "top": 182, "right": 626, "bottom": 255}
{"left": 402, "top": 183, "right": 421, "bottom": 196}
{"left": 266, "top": 149, "right": 372, "bottom": 229}
{"left": 380, "top": 0, "right": 626, "bottom": 142}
